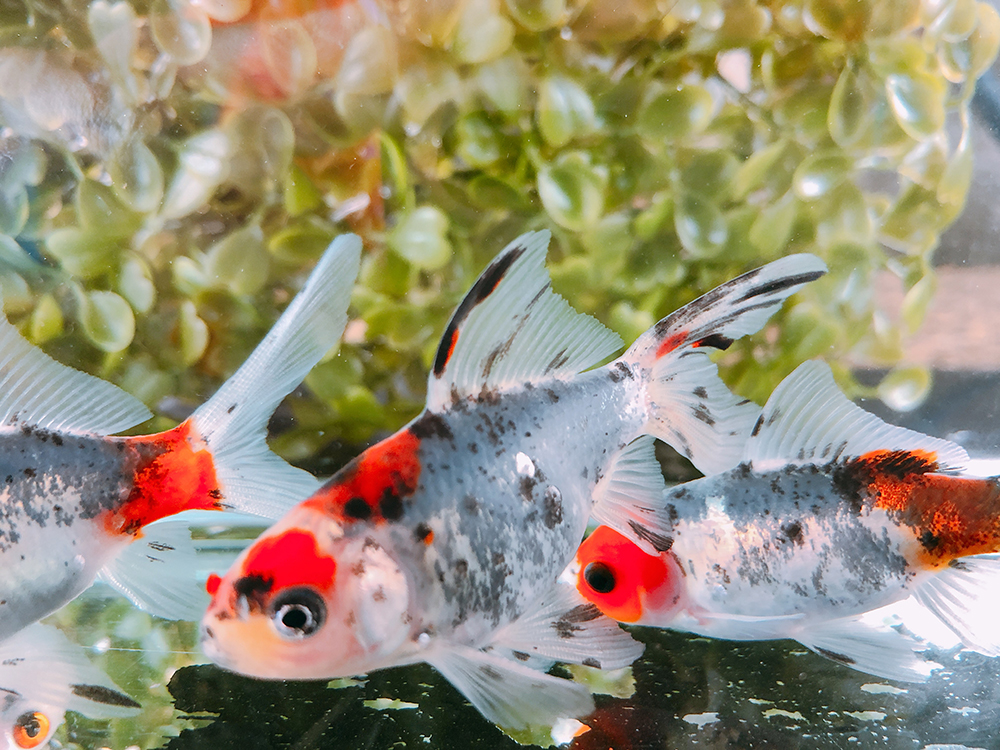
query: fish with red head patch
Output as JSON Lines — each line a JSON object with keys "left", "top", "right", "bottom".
{"left": 0, "top": 234, "right": 361, "bottom": 638}
{"left": 576, "top": 360, "right": 1000, "bottom": 683}
{"left": 202, "top": 230, "right": 825, "bottom": 729}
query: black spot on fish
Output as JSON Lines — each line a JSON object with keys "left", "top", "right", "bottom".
{"left": 22, "top": 468, "right": 35, "bottom": 479}
{"left": 52, "top": 433, "right": 63, "bottom": 446}
{"left": 815, "top": 647, "right": 856, "bottom": 666}
{"left": 544, "top": 348, "right": 570, "bottom": 374}
{"left": 480, "top": 664, "right": 503, "bottom": 681}
{"left": 209, "top": 488, "right": 223, "bottom": 500}
{"left": 410, "top": 412, "right": 454, "bottom": 443}
{"left": 544, "top": 388, "right": 560, "bottom": 403}
{"left": 628, "top": 520, "right": 673, "bottom": 552}
{"left": 693, "top": 404, "right": 715, "bottom": 426}
{"left": 781, "top": 521, "right": 803, "bottom": 544}
{"left": 543, "top": 486, "right": 563, "bottom": 529}
{"left": 414, "top": 523, "right": 433, "bottom": 543}
{"left": 234, "top": 574, "right": 272, "bottom": 613}
{"left": 379, "top": 490, "right": 404, "bottom": 521}
{"left": 432, "top": 246, "right": 525, "bottom": 378}
{"left": 919, "top": 530, "right": 940, "bottom": 551}
{"left": 553, "top": 603, "right": 601, "bottom": 639}
{"left": 519, "top": 474, "right": 536, "bottom": 503}
{"left": 71, "top": 684, "right": 141, "bottom": 709}
{"left": 513, "top": 651, "right": 530, "bottom": 662}
{"left": 227, "top": 403, "right": 237, "bottom": 414}
{"left": 463, "top": 495, "right": 480, "bottom": 515}
{"left": 343, "top": 497, "right": 372, "bottom": 520}
{"left": 693, "top": 385, "right": 708, "bottom": 399}
{"left": 468, "top": 442, "right": 478, "bottom": 454}
{"left": 695, "top": 332, "right": 733, "bottom": 350}
{"left": 454, "top": 559, "right": 468, "bottom": 578}
{"left": 582, "top": 658, "right": 601, "bottom": 669}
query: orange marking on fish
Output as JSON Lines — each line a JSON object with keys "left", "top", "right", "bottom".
{"left": 851, "top": 450, "right": 1000, "bottom": 566}
{"left": 576, "top": 526, "right": 672, "bottom": 624}
{"left": 655, "top": 330, "right": 687, "bottom": 359}
{"left": 242, "top": 529, "right": 337, "bottom": 592}
{"left": 102, "top": 420, "right": 222, "bottom": 537}
{"left": 305, "top": 429, "right": 422, "bottom": 524}
{"left": 441, "top": 329, "right": 459, "bottom": 370}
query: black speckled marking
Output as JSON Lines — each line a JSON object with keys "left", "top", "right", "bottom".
{"left": 71, "top": 684, "right": 141, "bottom": 709}
{"left": 542, "top": 486, "right": 563, "bottom": 529}
{"left": 629, "top": 520, "right": 673, "bottom": 552}
{"left": 410, "top": 412, "right": 455, "bottom": 443}
{"left": 433, "top": 246, "right": 525, "bottom": 378}
{"left": 815, "top": 647, "right": 856, "bottom": 666}
{"left": 379, "top": 490, "right": 404, "bottom": 521}
{"left": 781, "top": 521, "right": 803, "bottom": 544}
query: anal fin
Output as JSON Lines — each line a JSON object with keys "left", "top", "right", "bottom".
{"left": 796, "top": 615, "right": 935, "bottom": 683}
{"left": 425, "top": 643, "right": 594, "bottom": 730}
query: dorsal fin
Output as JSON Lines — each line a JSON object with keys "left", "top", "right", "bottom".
{"left": 0, "top": 298, "right": 152, "bottom": 435}
{"left": 426, "top": 231, "right": 622, "bottom": 411}
{"left": 746, "top": 361, "right": 968, "bottom": 473}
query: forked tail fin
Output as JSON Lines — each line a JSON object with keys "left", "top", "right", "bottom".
{"left": 620, "top": 254, "right": 826, "bottom": 476}
{"left": 189, "top": 234, "right": 362, "bottom": 518}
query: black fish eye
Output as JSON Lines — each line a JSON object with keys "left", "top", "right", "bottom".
{"left": 269, "top": 587, "right": 326, "bottom": 639}
{"left": 584, "top": 562, "right": 616, "bottom": 594}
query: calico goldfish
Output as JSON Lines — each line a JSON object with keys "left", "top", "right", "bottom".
{"left": 202, "top": 230, "right": 825, "bottom": 728}
{"left": 574, "top": 360, "right": 1000, "bottom": 682}
{"left": 0, "top": 234, "right": 360, "bottom": 638}
{"left": 0, "top": 624, "right": 139, "bottom": 750}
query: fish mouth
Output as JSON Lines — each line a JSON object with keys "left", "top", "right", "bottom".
{"left": 199, "top": 621, "right": 232, "bottom": 669}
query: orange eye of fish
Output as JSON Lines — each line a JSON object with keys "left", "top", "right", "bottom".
{"left": 12, "top": 711, "right": 49, "bottom": 748}
{"left": 583, "top": 562, "right": 616, "bottom": 593}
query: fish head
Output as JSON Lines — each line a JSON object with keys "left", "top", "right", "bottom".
{"left": 201, "top": 508, "right": 412, "bottom": 679}
{"left": 574, "top": 525, "right": 685, "bottom": 626}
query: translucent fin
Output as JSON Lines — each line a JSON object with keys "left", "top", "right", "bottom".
{"left": 191, "top": 234, "right": 362, "bottom": 518}
{"left": 622, "top": 254, "right": 826, "bottom": 476}
{"left": 590, "top": 436, "right": 673, "bottom": 556}
{"left": 97, "top": 513, "right": 251, "bottom": 621}
{"left": 0, "top": 624, "right": 140, "bottom": 720}
{"left": 912, "top": 554, "right": 1000, "bottom": 656}
{"left": 426, "top": 230, "right": 622, "bottom": 411}
{"left": 746, "top": 361, "right": 968, "bottom": 473}
{"left": 0, "top": 298, "right": 151, "bottom": 435}
{"left": 491, "top": 581, "right": 644, "bottom": 671}
{"left": 426, "top": 643, "right": 594, "bottom": 730}
{"left": 796, "top": 615, "right": 935, "bottom": 682}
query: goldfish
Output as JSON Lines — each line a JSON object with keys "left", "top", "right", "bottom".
{"left": 0, "top": 234, "right": 361, "bottom": 639}
{"left": 202, "top": 230, "right": 825, "bottom": 728}
{"left": 0, "top": 624, "right": 139, "bottom": 750}
{"left": 574, "top": 360, "right": 1000, "bottom": 682}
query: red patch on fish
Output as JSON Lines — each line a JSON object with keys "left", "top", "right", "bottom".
{"left": 241, "top": 529, "right": 338, "bottom": 592}
{"left": 576, "top": 526, "right": 673, "bottom": 624}
{"left": 206, "top": 573, "right": 222, "bottom": 596}
{"left": 655, "top": 330, "right": 688, "bottom": 359}
{"left": 304, "top": 429, "right": 422, "bottom": 524}
{"left": 851, "top": 450, "right": 1000, "bottom": 566}
{"left": 102, "top": 419, "right": 223, "bottom": 537}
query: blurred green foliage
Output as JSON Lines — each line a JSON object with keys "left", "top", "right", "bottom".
{"left": 0, "top": 0, "right": 998, "bottom": 746}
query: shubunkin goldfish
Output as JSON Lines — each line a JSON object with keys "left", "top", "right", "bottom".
{"left": 575, "top": 360, "right": 1000, "bottom": 682}
{"left": 202, "top": 230, "right": 825, "bottom": 728}
{"left": 0, "top": 235, "right": 361, "bottom": 639}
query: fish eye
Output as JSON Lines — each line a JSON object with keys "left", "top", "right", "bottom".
{"left": 270, "top": 587, "right": 326, "bottom": 639}
{"left": 584, "top": 562, "right": 616, "bottom": 594}
{"left": 12, "top": 711, "right": 50, "bottom": 749}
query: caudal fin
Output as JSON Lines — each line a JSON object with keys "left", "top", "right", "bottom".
{"left": 620, "top": 254, "right": 826, "bottom": 476}
{"left": 190, "top": 234, "right": 362, "bottom": 518}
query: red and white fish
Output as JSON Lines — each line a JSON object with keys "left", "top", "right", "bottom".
{"left": 201, "top": 230, "right": 825, "bottom": 728}
{"left": 0, "top": 623, "right": 139, "bottom": 750}
{"left": 574, "top": 360, "right": 1000, "bottom": 681}
{"left": 0, "top": 234, "right": 361, "bottom": 639}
